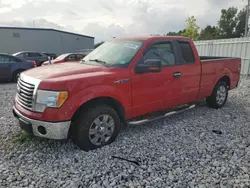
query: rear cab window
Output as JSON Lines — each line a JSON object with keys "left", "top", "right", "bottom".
{"left": 177, "top": 41, "right": 195, "bottom": 64}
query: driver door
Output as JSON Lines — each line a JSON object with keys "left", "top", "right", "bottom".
{"left": 131, "top": 40, "right": 181, "bottom": 117}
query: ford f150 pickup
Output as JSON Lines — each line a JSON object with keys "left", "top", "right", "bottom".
{"left": 13, "top": 36, "right": 241, "bottom": 151}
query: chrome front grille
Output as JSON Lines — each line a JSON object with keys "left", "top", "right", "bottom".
{"left": 16, "top": 78, "right": 35, "bottom": 110}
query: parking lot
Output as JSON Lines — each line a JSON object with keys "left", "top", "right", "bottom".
{"left": 1, "top": 79, "right": 250, "bottom": 188}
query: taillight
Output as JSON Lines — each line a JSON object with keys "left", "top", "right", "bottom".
{"left": 32, "top": 61, "right": 37, "bottom": 67}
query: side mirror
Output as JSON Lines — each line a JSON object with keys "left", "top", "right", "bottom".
{"left": 135, "top": 59, "right": 161, "bottom": 74}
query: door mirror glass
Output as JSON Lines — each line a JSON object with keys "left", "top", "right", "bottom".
{"left": 135, "top": 59, "right": 161, "bottom": 74}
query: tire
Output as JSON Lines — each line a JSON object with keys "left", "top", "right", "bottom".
{"left": 72, "top": 104, "right": 121, "bottom": 151}
{"left": 13, "top": 70, "right": 23, "bottom": 82}
{"left": 206, "top": 81, "right": 228, "bottom": 109}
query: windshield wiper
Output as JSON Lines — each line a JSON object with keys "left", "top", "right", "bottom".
{"left": 89, "top": 59, "right": 107, "bottom": 65}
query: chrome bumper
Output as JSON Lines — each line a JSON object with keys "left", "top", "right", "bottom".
{"left": 13, "top": 107, "right": 71, "bottom": 140}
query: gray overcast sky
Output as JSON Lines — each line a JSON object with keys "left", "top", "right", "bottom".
{"left": 0, "top": 0, "right": 246, "bottom": 43}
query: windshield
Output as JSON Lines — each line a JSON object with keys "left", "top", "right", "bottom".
{"left": 82, "top": 40, "right": 144, "bottom": 67}
{"left": 55, "top": 54, "right": 69, "bottom": 60}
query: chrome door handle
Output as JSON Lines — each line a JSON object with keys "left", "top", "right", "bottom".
{"left": 173, "top": 72, "right": 181, "bottom": 78}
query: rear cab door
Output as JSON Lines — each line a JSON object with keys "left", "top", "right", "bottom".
{"left": 172, "top": 39, "right": 201, "bottom": 105}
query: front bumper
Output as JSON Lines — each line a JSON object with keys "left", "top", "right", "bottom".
{"left": 13, "top": 107, "right": 71, "bottom": 140}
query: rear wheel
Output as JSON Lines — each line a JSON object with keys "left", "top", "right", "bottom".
{"left": 72, "top": 104, "right": 121, "bottom": 151}
{"left": 206, "top": 81, "right": 228, "bottom": 109}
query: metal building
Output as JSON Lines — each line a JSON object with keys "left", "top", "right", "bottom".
{"left": 0, "top": 27, "right": 94, "bottom": 56}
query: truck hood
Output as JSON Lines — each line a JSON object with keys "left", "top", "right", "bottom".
{"left": 23, "top": 62, "right": 112, "bottom": 80}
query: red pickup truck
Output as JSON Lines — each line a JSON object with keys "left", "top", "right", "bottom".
{"left": 13, "top": 36, "right": 241, "bottom": 151}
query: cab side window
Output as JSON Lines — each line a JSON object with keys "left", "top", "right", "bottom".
{"left": 144, "top": 42, "right": 176, "bottom": 66}
{"left": 178, "top": 41, "right": 195, "bottom": 64}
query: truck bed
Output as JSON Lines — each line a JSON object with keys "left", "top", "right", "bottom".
{"left": 198, "top": 56, "right": 241, "bottom": 100}
{"left": 200, "top": 56, "right": 240, "bottom": 62}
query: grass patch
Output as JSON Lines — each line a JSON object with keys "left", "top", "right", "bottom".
{"left": 12, "top": 132, "right": 34, "bottom": 144}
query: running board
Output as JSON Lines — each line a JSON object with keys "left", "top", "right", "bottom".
{"left": 127, "top": 104, "right": 196, "bottom": 125}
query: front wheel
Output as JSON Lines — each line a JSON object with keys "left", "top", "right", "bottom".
{"left": 72, "top": 104, "right": 121, "bottom": 151}
{"left": 206, "top": 81, "right": 228, "bottom": 109}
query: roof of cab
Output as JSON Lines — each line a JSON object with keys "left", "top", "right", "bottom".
{"left": 114, "top": 35, "right": 191, "bottom": 41}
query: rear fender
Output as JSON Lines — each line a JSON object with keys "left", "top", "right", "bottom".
{"left": 214, "top": 68, "right": 233, "bottom": 88}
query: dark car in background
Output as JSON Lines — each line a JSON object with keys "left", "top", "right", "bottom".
{"left": 0, "top": 53, "right": 36, "bottom": 82}
{"left": 42, "top": 53, "right": 85, "bottom": 66}
{"left": 41, "top": 52, "right": 57, "bottom": 59}
{"left": 13, "top": 51, "right": 48, "bottom": 67}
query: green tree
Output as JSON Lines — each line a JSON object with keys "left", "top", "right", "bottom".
{"left": 217, "top": 7, "right": 238, "bottom": 38}
{"left": 198, "top": 25, "right": 219, "bottom": 40}
{"left": 166, "top": 29, "right": 185, "bottom": 36}
{"left": 181, "top": 16, "right": 200, "bottom": 40}
{"left": 235, "top": 8, "right": 247, "bottom": 37}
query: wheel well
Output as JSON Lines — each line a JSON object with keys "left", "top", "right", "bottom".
{"left": 218, "top": 76, "right": 230, "bottom": 88}
{"left": 69, "top": 97, "right": 125, "bottom": 139}
{"left": 72, "top": 97, "right": 125, "bottom": 121}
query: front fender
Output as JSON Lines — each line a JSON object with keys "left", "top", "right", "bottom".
{"left": 67, "top": 84, "right": 131, "bottom": 118}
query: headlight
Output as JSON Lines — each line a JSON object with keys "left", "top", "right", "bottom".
{"left": 34, "top": 90, "right": 68, "bottom": 112}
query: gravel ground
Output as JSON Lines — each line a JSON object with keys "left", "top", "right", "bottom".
{"left": 1, "top": 79, "right": 250, "bottom": 188}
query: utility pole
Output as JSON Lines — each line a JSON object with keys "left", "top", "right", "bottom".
{"left": 244, "top": 0, "right": 250, "bottom": 37}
